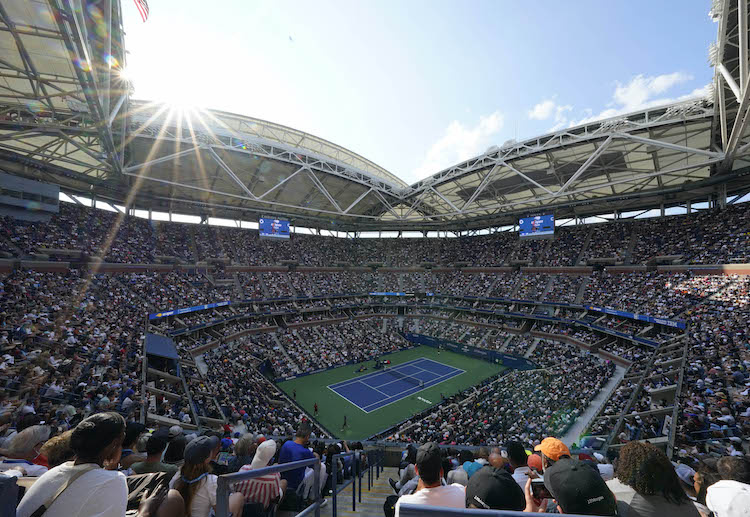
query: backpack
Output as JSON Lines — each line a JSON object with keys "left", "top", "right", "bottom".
{"left": 383, "top": 495, "right": 399, "bottom": 517}
{"left": 125, "top": 471, "right": 171, "bottom": 511}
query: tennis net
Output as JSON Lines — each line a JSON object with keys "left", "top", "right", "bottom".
{"left": 383, "top": 366, "right": 423, "bottom": 387}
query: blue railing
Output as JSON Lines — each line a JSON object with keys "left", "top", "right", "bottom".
{"left": 330, "top": 452, "right": 357, "bottom": 517}
{"left": 365, "top": 448, "right": 384, "bottom": 491}
{"left": 215, "top": 458, "right": 322, "bottom": 517}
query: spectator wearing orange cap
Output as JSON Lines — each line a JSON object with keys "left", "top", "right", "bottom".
{"left": 534, "top": 437, "right": 571, "bottom": 472}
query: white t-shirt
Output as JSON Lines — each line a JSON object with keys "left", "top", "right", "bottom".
{"left": 511, "top": 466, "right": 531, "bottom": 491}
{"left": 170, "top": 470, "right": 219, "bottom": 517}
{"left": 16, "top": 462, "right": 128, "bottom": 517}
{"left": 395, "top": 483, "right": 466, "bottom": 517}
{"left": 706, "top": 479, "right": 750, "bottom": 517}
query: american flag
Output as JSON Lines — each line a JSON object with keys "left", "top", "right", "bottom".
{"left": 133, "top": 0, "right": 149, "bottom": 22}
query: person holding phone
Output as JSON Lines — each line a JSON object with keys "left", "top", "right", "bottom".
{"left": 523, "top": 457, "right": 618, "bottom": 515}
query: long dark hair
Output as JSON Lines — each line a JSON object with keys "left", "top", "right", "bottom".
{"left": 615, "top": 442, "right": 689, "bottom": 505}
{"left": 174, "top": 459, "right": 212, "bottom": 515}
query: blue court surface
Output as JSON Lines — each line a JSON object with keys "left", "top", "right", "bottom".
{"left": 328, "top": 358, "right": 465, "bottom": 413}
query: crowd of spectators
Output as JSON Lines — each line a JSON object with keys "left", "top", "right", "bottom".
{"left": 4, "top": 200, "right": 750, "bottom": 267}
{"left": 579, "top": 221, "right": 631, "bottom": 264}
{"left": 502, "top": 335, "right": 536, "bottom": 356}
{"left": 389, "top": 339, "right": 615, "bottom": 446}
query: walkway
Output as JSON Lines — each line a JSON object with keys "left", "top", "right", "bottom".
{"left": 561, "top": 363, "right": 626, "bottom": 446}
{"left": 279, "top": 467, "right": 398, "bottom": 517}
{"left": 329, "top": 467, "right": 398, "bottom": 517}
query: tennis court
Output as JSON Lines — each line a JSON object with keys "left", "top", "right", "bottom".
{"left": 328, "top": 358, "right": 464, "bottom": 413}
{"left": 276, "top": 346, "right": 505, "bottom": 439}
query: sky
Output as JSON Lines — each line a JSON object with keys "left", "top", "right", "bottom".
{"left": 121, "top": 0, "right": 717, "bottom": 186}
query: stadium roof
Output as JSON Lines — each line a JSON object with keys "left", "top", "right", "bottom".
{"left": 1, "top": 0, "right": 750, "bottom": 233}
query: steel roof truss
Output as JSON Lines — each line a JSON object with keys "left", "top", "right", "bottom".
{"left": 256, "top": 165, "right": 305, "bottom": 200}
{"left": 207, "top": 146, "right": 259, "bottom": 201}
{"left": 123, "top": 146, "right": 199, "bottom": 173}
{"left": 343, "top": 188, "right": 373, "bottom": 214}
{"left": 503, "top": 161, "right": 554, "bottom": 195}
{"left": 429, "top": 186, "right": 461, "bottom": 213}
{"left": 373, "top": 189, "right": 401, "bottom": 220}
{"left": 554, "top": 136, "right": 614, "bottom": 197}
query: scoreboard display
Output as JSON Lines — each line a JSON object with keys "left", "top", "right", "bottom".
{"left": 519, "top": 214, "right": 554, "bottom": 239}
{"left": 259, "top": 218, "right": 290, "bottom": 239}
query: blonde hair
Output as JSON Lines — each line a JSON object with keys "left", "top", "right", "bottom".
{"left": 39, "top": 430, "right": 74, "bottom": 467}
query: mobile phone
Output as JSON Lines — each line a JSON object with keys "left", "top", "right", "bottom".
{"left": 531, "top": 478, "right": 552, "bottom": 500}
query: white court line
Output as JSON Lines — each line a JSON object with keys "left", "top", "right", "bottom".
{"left": 328, "top": 379, "right": 391, "bottom": 413}
{"left": 365, "top": 359, "right": 466, "bottom": 393}
{"left": 361, "top": 368, "right": 463, "bottom": 413}
{"left": 327, "top": 356, "right": 467, "bottom": 413}
{"left": 328, "top": 358, "right": 425, "bottom": 390}
{"left": 326, "top": 384, "right": 369, "bottom": 414}
{"left": 409, "top": 358, "right": 466, "bottom": 380}
{"left": 361, "top": 367, "right": 465, "bottom": 413}
{"left": 361, "top": 361, "right": 442, "bottom": 391}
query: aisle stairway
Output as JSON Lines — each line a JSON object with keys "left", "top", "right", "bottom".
{"left": 561, "top": 364, "right": 626, "bottom": 446}
{"left": 325, "top": 467, "right": 399, "bottom": 517}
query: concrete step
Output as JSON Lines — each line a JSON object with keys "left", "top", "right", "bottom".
{"left": 326, "top": 466, "right": 399, "bottom": 517}
{"left": 278, "top": 466, "right": 399, "bottom": 517}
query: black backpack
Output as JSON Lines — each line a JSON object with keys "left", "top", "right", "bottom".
{"left": 125, "top": 472, "right": 171, "bottom": 511}
{"left": 383, "top": 495, "right": 399, "bottom": 517}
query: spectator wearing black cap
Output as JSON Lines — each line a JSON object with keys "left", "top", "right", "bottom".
{"left": 170, "top": 435, "right": 244, "bottom": 517}
{"left": 164, "top": 434, "right": 186, "bottom": 468}
{"left": 608, "top": 442, "right": 699, "bottom": 517}
{"left": 466, "top": 466, "right": 525, "bottom": 511}
{"left": 524, "top": 456, "right": 617, "bottom": 516}
{"left": 394, "top": 442, "right": 465, "bottom": 517}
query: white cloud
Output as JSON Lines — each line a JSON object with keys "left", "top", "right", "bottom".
{"left": 411, "top": 111, "right": 503, "bottom": 181}
{"left": 527, "top": 97, "right": 573, "bottom": 132}
{"left": 567, "top": 72, "right": 707, "bottom": 127}
{"left": 528, "top": 99, "right": 556, "bottom": 120}
{"left": 612, "top": 71, "right": 692, "bottom": 111}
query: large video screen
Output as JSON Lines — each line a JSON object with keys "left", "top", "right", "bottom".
{"left": 259, "top": 218, "right": 290, "bottom": 239}
{"left": 519, "top": 214, "right": 554, "bottom": 239}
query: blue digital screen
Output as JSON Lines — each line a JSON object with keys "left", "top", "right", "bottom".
{"left": 519, "top": 214, "right": 554, "bottom": 238}
{"left": 259, "top": 218, "right": 290, "bottom": 239}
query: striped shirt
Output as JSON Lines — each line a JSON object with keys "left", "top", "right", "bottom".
{"left": 233, "top": 465, "right": 283, "bottom": 508}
